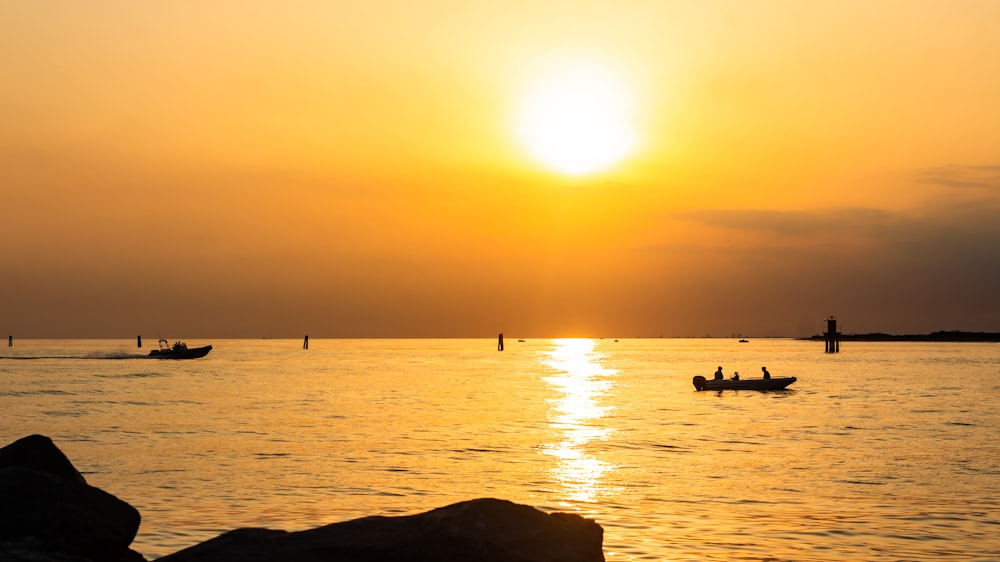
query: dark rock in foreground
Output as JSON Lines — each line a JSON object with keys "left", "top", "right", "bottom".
{"left": 159, "top": 497, "right": 604, "bottom": 562}
{"left": 0, "top": 435, "right": 605, "bottom": 562}
{"left": 0, "top": 435, "right": 143, "bottom": 562}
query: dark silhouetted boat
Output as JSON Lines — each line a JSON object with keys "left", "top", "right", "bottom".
{"left": 692, "top": 375, "right": 796, "bottom": 391}
{"left": 148, "top": 339, "right": 212, "bottom": 359}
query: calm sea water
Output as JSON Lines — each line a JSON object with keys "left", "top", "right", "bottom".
{"left": 2, "top": 338, "right": 998, "bottom": 561}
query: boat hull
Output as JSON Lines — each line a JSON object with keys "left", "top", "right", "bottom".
{"left": 148, "top": 345, "right": 212, "bottom": 360}
{"left": 693, "top": 375, "right": 795, "bottom": 391}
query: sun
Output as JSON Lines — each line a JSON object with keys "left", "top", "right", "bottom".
{"left": 515, "top": 61, "right": 638, "bottom": 177}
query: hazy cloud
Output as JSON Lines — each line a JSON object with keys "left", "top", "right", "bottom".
{"left": 656, "top": 201, "right": 1000, "bottom": 333}
{"left": 670, "top": 202, "right": 1000, "bottom": 254}
{"left": 918, "top": 164, "right": 1000, "bottom": 190}
{"left": 669, "top": 207, "right": 901, "bottom": 238}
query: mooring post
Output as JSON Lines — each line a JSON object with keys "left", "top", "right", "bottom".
{"left": 498, "top": 332, "right": 504, "bottom": 351}
{"left": 137, "top": 335, "right": 142, "bottom": 348}
{"left": 824, "top": 316, "right": 840, "bottom": 353}
{"left": 303, "top": 335, "right": 309, "bottom": 350}
{"left": 7, "top": 335, "right": 11, "bottom": 347}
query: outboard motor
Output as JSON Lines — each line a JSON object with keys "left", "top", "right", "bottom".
{"left": 692, "top": 375, "right": 707, "bottom": 391}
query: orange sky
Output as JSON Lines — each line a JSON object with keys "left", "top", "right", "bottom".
{"left": 3, "top": 1, "right": 999, "bottom": 338}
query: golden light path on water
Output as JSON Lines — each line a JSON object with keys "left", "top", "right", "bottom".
{"left": 540, "top": 338, "right": 618, "bottom": 504}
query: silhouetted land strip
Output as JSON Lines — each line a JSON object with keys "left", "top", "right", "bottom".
{"left": 804, "top": 330, "right": 1000, "bottom": 342}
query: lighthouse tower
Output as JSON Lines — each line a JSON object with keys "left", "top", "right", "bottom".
{"left": 824, "top": 316, "right": 840, "bottom": 353}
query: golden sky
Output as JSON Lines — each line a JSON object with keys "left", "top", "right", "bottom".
{"left": 3, "top": 1, "right": 999, "bottom": 338}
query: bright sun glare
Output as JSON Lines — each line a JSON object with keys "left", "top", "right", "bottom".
{"left": 516, "top": 61, "right": 638, "bottom": 177}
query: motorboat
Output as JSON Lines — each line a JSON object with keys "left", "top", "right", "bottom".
{"left": 693, "top": 375, "right": 795, "bottom": 391}
{"left": 148, "top": 339, "right": 212, "bottom": 359}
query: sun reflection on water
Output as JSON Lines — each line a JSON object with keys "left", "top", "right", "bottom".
{"left": 540, "top": 338, "right": 618, "bottom": 504}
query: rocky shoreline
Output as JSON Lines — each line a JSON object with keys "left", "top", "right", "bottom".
{"left": 0, "top": 435, "right": 605, "bottom": 562}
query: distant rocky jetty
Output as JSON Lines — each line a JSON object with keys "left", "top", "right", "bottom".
{"left": 804, "top": 330, "right": 1000, "bottom": 342}
{"left": 0, "top": 435, "right": 604, "bottom": 562}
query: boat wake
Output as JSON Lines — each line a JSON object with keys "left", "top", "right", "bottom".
{"left": 1, "top": 353, "right": 151, "bottom": 360}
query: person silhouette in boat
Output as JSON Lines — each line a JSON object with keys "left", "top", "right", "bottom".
{"left": 732, "top": 371, "right": 740, "bottom": 381}
{"left": 762, "top": 366, "right": 771, "bottom": 379}
{"left": 714, "top": 366, "right": 724, "bottom": 380}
